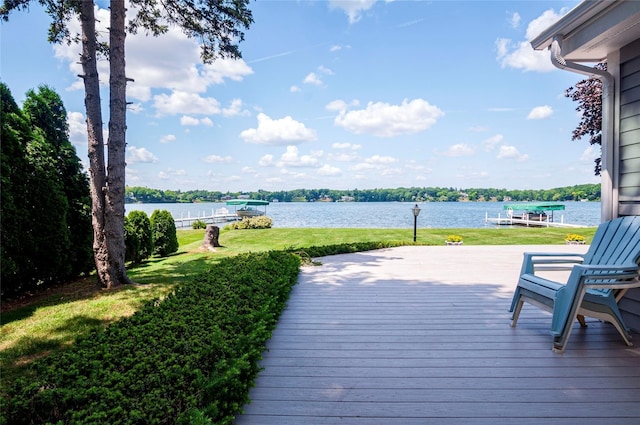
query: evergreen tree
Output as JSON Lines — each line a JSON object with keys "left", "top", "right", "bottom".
{"left": 23, "top": 85, "right": 93, "bottom": 277}
{"left": 1, "top": 83, "right": 90, "bottom": 295}
{"left": 126, "top": 210, "right": 153, "bottom": 263}
{"left": 151, "top": 209, "right": 179, "bottom": 257}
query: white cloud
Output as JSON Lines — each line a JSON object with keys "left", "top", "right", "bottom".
{"left": 326, "top": 99, "right": 359, "bottom": 112}
{"left": 154, "top": 91, "right": 221, "bottom": 116}
{"left": 329, "top": 0, "right": 377, "bottom": 24}
{"left": 332, "top": 142, "right": 362, "bottom": 150}
{"left": 318, "top": 65, "right": 334, "bottom": 75}
{"left": 201, "top": 58, "right": 253, "bottom": 85}
{"left": 259, "top": 154, "right": 275, "bottom": 166}
{"left": 365, "top": 155, "right": 398, "bottom": 165}
{"left": 381, "top": 168, "right": 403, "bottom": 177}
{"left": 290, "top": 85, "right": 301, "bottom": 93}
{"left": 158, "top": 168, "right": 187, "bottom": 180}
{"left": 277, "top": 146, "right": 322, "bottom": 168}
{"left": 127, "top": 146, "right": 159, "bottom": 164}
{"left": 334, "top": 98, "right": 444, "bottom": 137}
{"left": 304, "top": 72, "right": 323, "bottom": 86}
{"left": 509, "top": 12, "right": 521, "bottom": 29}
{"left": 328, "top": 152, "right": 359, "bottom": 162}
{"left": 497, "top": 145, "right": 529, "bottom": 162}
{"left": 496, "top": 9, "right": 565, "bottom": 72}
{"left": 580, "top": 146, "right": 600, "bottom": 162}
{"left": 240, "top": 113, "right": 317, "bottom": 145}
{"left": 180, "top": 116, "right": 213, "bottom": 126}
{"left": 526, "top": 9, "right": 565, "bottom": 41}
{"left": 483, "top": 134, "right": 504, "bottom": 151}
{"left": 352, "top": 162, "right": 376, "bottom": 171}
{"left": 180, "top": 116, "right": 200, "bottom": 126}
{"left": 160, "top": 134, "right": 177, "bottom": 144}
{"left": 204, "top": 155, "right": 232, "bottom": 163}
{"left": 527, "top": 105, "right": 553, "bottom": 120}
{"left": 496, "top": 39, "right": 554, "bottom": 72}
{"left": 51, "top": 2, "right": 253, "bottom": 112}
{"left": 222, "top": 99, "right": 250, "bottom": 117}
{"left": 330, "top": 44, "right": 351, "bottom": 52}
{"left": 317, "top": 164, "right": 342, "bottom": 176}
{"left": 67, "top": 111, "right": 88, "bottom": 147}
{"left": 439, "top": 143, "right": 475, "bottom": 157}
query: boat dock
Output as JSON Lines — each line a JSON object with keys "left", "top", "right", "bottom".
{"left": 485, "top": 212, "right": 587, "bottom": 228}
{"left": 173, "top": 208, "right": 240, "bottom": 228}
{"left": 485, "top": 202, "right": 588, "bottom": 228}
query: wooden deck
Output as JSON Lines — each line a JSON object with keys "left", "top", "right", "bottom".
{"left": 235, "top": 246, "right": 640, "bottom": 424}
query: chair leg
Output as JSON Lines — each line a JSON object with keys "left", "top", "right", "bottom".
{"left": 511, "top": 299, "right": 524, "bottom": 327}
{"left": 577, "top": 314, "right": 587, "bottom": 328}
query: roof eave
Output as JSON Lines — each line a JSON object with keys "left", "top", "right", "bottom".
{"left": 531, "top": 1, "right": 612, "bottom": 51}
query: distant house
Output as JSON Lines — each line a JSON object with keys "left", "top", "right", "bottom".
{"left": 531, "top": 0, "right": 640, "bottom": 330}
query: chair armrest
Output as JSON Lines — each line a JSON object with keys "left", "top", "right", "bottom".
{"left": 574, "top": 263, "right": 640, "bottom": 289}
{"left": 520, "top": 252, "right": 585, "bottom": 274}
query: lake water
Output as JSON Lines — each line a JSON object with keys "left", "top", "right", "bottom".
{"left": 126, "top": 201, "right": 602, "bottom": 229}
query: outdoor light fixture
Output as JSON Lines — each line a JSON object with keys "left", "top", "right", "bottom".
{"left": 412, "top": 204, "right": 421, "bottom": 242}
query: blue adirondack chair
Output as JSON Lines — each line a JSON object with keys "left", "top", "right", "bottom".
{"left": 509, "top": 215, "right": 640, "bottom": 353}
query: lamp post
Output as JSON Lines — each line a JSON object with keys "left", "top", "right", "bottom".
{"left": 412, "top": 204, "right": 421, "bottom": 242}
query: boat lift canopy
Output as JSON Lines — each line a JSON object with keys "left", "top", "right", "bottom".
{"left": 503, "top": 202, "right": 565, "bottom": 212}
{"left": 225, "top": 199, "right": 270, "bottom": 207}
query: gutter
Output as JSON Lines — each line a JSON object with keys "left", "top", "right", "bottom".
{"left": 550, "top": 36, "right": 616, "bottom": 221}
{"left": 550, "top": 36, "right": 613, "bottom": 85}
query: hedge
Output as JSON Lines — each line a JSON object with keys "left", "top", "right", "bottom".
{"left": 2, "top": 251, "right": 301, "bottom": 425}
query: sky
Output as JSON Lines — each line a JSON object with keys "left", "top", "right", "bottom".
{"left": 1, "top": 0, "right": 601, "bottom": 193}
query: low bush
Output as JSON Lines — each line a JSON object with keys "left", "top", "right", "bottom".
{"left": 123, "top": 215, "right": 141, "bottom": 263}
{"left": 2, "top": 251, "right": 301, "bottom": 425}
{"left": 126, "top": 210, "right": 154, "bottom": 263}
{"left": 226, "top": 216, "right": 273, "bottom": 230}
{"left": 288, "top": 240, "right": 406, "bottom": 259}
{"left": 191, "top": 219, "right": 207, "bottom": 229}
{"left": 151, "top": 209, "right": 179, "bottom": 257}
{"left": 131, "top": 211, "right": 154, "bottom": 259}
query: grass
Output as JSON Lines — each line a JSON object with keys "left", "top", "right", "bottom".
{"left": 0, "top": 226, "right": 597, "bottom": 394}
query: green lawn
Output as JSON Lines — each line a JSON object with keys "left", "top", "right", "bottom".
{"left": 1, "top": 226, "right": 596, "bottom": 393}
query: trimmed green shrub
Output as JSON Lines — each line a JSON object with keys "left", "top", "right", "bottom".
{"left": 2, "top": 251, "right": 301, "bottom": 425}
{"left": 287, "top": 240, "right": 406, "bottom": 259}
{"left": 225, "top": 216, "right": 273, "bottom": 230}
{"left": 151, "top": 209, "right": 179, "bottom": 257}
{"left": 123, "top": 215, "right": 140, "bottom": 263}
{"left": 191, "top": 219, "right": 207, "bottom": 229}
{"left": 127, "top": 210, "right": 154, "bottom": 262}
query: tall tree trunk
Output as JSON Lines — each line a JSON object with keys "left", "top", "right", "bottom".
{"left": 79, "top": 0, "right": 131, "bottom": 288}
{"left": 79, "top": 1, "right": 108, "bottom": 287}
{"left": 105, "top": 0, "right": 132, "bottom": 286}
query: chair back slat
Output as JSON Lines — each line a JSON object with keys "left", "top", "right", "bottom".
{"left": 584, "top": 216, "right": 640, "bottom": 266}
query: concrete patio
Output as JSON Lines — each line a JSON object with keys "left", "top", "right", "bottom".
{"left": 235, "top": 245, "right": 640, "bottom": 424}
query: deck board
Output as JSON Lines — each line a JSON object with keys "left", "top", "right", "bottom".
{"left": 234, "top": 246, "right": 640, "bottom": 424}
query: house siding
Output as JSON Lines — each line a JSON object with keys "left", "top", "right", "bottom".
{"left": 618, "top": 39, "right": 640, "bottom": 332}
{"left": 618, "top": 39, "right": 640, "bottom": 216}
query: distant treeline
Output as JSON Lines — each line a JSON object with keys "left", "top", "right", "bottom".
{"left": 126, "top": 184, "right": 601, "bottom": 204}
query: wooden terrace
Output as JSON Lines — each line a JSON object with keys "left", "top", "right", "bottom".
{"left": 235, "top": 245, "right": 640, "bottom": 424}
